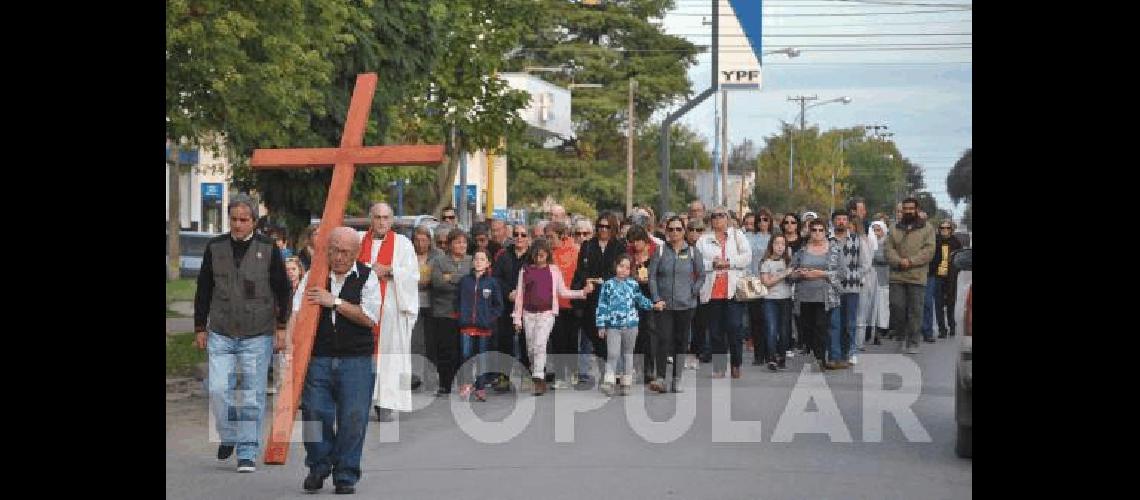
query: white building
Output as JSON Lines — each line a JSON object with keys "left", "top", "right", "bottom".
{"left": 164, "top": 138, "right": 267, "bottom": 234}
{"left": 452, "top": 73, "right": 574, "bottom": 221}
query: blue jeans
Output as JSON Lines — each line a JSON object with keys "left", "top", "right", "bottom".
{"left": 459, "top": 334, "right": 492, "bottom": 390}
{"left": 707, "top": 299, "right": 745, "bottom": 372}
{"left": 921, "top": 278, "right": 937, "bottom": 339}
{"left": 762, "top": 298, "right": 792, "bottom": 362}
{"left": 207, "top": 332, "right": 274, "bottom": 461}
{"left": 302, "top": 356, "right": 376, "bottom": 487}
{"left": 829, "top": 293, "right": 861, "bottom": 361}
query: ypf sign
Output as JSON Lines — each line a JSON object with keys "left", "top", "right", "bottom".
{"left": 718, "top": 0, "right": 763, "bottom": 90}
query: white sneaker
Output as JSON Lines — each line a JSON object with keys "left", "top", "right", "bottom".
{"left": 849, "top": 355, "right": 858, "bottom": 365}
{"left": 552, "top": 380, "right": 570, "bottom": 390}
{"left": 786, "top": 350, "right": 795, "bottom": 358}
{"left": 667, "top": 356, "right": 674, "bottom": 365}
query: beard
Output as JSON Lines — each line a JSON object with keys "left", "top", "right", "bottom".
{"left": 901, "top": 213, "right": 918, "bottom": 224}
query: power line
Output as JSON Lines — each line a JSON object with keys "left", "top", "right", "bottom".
{"left": 666, "top": 9, "right": 972, "bottom": 16}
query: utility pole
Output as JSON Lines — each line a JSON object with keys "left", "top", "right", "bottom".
{"left": 786, "top": 96, "right": 816, "bottom": 191}
{"left": 626, "top": 78, "right": 637, "bottom": 216}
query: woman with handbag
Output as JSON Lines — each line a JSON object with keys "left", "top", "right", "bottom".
{"left": 695, "top": 207, "right": 753, "bottom": 379}
{"left": 744, "top": 209, "right": 775, "bottom": 365}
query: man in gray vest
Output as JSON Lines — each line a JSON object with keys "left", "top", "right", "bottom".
{"left": 194, "top": 194, "right": 291, "bottom": 473}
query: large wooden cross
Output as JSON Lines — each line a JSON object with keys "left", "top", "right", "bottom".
{"left": 250, "top": 73, "right": 444, "bottom": 464}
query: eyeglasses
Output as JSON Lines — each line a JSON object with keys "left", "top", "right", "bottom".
{"left": 513, "top": 232, "right": 529, "bottom": 238}
{"left": 667, "top": 226, "right": 685, "bottom": 232}
{"left": 576, "top": 231, "right": 592, "bottom": 236}
{"left": 687, "top": 227, "right": 702, "bottom": 232}
{"left": 940, "top": 226, "right": 952, "bottom": 230}
{"left": 810, "top": 228, "right": 826, "bottom": 233}
{"left": 711, "top": 213, "right": 727, "bottom": 218}
{"left": 597, "top": 224, "right": 611, "bottom": 230}
{"left": 759, "top": 217, "right": 769, "bottom": 221}
{"left": 784, "top": 220, "right": 797, "bottom": 225}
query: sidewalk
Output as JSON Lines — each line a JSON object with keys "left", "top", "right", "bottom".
{"left": 168, "top": 301, "right": 194, "bottom": 335}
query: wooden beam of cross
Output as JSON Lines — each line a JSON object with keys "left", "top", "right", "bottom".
{"left": 250, "top": 73, "right": 444, "bottom": 465}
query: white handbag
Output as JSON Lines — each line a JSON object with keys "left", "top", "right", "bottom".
{"left": 735, "top": 276, "right": 768, "bottom": 301}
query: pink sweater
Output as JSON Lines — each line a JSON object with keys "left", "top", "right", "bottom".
{"left": 512, "top": 264, "right": 586, "bottom": 327}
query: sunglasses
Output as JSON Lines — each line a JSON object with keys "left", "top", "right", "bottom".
{"left": 667, "top": 226, "right": 685, "bottom": 232}
{"left": 759, "top": 217, "right": 769, "bottom": 221}
{"left": 597, "top": 225, "right": 611, "bottom": 230}
{"left": 810, "top": 228, "right": 826, "bottom": 233}
{"left": 784, "top": 220, "right": 797, "bottom": 225}
{"left": 513, "top": 232, "right": 529, "bottom": 238}
{"left": 940, "top": 227, "right": 952, "bottom": 230}
{"left": 576, "top": 231, "right": 592, "bottom": 236}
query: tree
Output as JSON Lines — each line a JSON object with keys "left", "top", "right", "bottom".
{"left": 947, "top": 148, "right": 972, "bottom": 230}
{"left": 167, "top": 0, "right": 374, "bottom": 278}
{"left": 727, "top": 138, "right": 758, "bottom": 175}
{"left": 750, "top": 124, "right": 845, "bottom": 214}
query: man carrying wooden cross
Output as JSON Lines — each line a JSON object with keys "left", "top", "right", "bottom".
{"left": 290, "top": 226, "right": 381, "bottom": 494}
{"left": 357, "top": 202, "right": 420, "bottom": 421}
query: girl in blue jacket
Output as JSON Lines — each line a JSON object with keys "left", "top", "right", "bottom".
{"left": 456, "top": 250, "right": 504, "bottom": 401}
{"left": 596, "top": 255, "right": 664, "bottom": 396}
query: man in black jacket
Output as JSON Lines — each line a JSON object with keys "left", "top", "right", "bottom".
{"left": 491, "top": 223, "right": 532, "bottom": 392}
{"left": 193, "top": 194, "right": 290, "bottom": 473}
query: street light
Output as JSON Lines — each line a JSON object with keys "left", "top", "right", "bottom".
{"left": 765, "top": 47, "right": 801, "bottom": 58}
{"left": 787, "top": 95, "right": 853, "bottom": 190}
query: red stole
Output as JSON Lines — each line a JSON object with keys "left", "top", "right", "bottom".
{"left": 358, "top": 230, "right": 396, "bottom": 349}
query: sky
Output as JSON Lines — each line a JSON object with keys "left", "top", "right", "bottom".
{"left": 655, "top": 0, "right": 972, "bottom": 217}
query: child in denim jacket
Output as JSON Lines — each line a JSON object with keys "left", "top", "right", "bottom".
{"left": 595, "top": 255, "right": 664, "bottom": 396}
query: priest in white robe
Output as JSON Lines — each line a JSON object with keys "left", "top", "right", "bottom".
{"left": 357, "top": 202, "right": 419, "bottom": 421}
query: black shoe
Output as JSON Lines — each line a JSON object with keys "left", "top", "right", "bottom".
{"left": 374, "top": 406, "right": 394, "bottom": 422}
{"left": 670, "top": 379, "right": 683, "bottom": 393}
{"left": 777, "top": 359, "right": 787, "bottom": 370}
{"left": 752, "top": 358, "right": 763, "bottom": 366}
{"left": 923, "top": 338, "right": 936, "bottom": 344}
{"left": 435, "top": 388, "right": 450, "bottom": 397}
{"left": 700, "top": 354, "right": 712, "bottom": 363}
{"left": 873, "top": 337, "right": 882, "bottom": 345}
{"left": 574, "top": 377, "right": 594, "bottom": 391}
{"left": 335, "top": 484, "right": 356, "bottom": 495}
{"left": 767, "top": 361, "right": 778, "bottom": 372}
{"left": 303, "top": 471, "right": 327, "bottom": 493}
{"left": 217, "top": 444, "right": 235, "bottom": 460}
{"left": 237, "top": 459, "right": 256, "bottom": 473}
{"left": 411, "top": 375, "right": 423, "bottom": 392}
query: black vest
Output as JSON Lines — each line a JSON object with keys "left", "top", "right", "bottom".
{"left": 313, "top": 265, "right": 376, "bottom": 358}
{"left": 207, "top": 235, "right": 276, "bottom": 337}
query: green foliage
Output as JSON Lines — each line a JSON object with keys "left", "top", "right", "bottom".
{"left": 560, "top": 194, "right": 598, "bottom": 221}
{"left": 167, "top": 332, "right": 207, "bottom": 377}
{"left": 749, "top": 125, "right": 934, "bottom": 217}
{"left": 166, "top": 278, "right": 197, "bottom": 304}
{"left": 947, "top": 148, "right": 972, "bottom": 230}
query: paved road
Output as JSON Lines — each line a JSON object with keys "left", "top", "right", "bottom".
{"left": 167, "top": 336, "right": 971, "bottom": 499}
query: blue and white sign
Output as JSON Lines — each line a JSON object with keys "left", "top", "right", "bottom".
{"left": 165, "top": 145, "right": 200, "bottom": 165}
{"left": 453, "top": 185, "right": 477, "bottom": 206}
{"left": 719, "top": 0, "right": 762, "bottom": 90}
{"left": 201, "top": 183, "right": 224, "bottom": 200}
{"left": 492, "top": 208, "right": 509, "bottom": 221}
